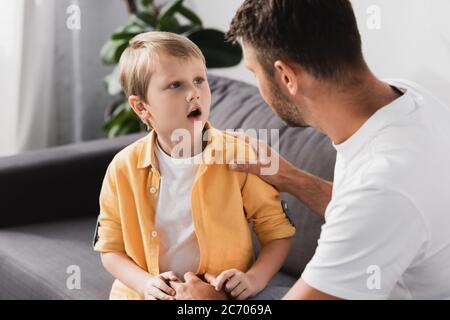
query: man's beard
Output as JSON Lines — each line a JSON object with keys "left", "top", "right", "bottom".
{"left": 268, "top": 82, "right": 309, "bottom": 128}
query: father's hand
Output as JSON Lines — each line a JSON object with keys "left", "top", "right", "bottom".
{"left": 170, "top": 272, "right": 228, "bottom": 300}
{"left": 227, "top": 132, "right": 295, "bottom": 192}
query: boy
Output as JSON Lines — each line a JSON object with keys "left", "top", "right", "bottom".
{"left": 93, "top": 31, "right": 295, "bottom": 300}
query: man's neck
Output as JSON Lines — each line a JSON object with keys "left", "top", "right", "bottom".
{"left": 313, "top": 75, "right": 402, "bottom": 145}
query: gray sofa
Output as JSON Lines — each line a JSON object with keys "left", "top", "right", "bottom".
{"left": 0, "top": 75, "right": 336, "bottom": 299}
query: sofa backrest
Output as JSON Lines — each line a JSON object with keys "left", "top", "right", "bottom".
{"left": 0, "top": 74, "right": 336, "bottom": 278}
{"left": 208, "top": 75, "right": 336, "bottom": 278}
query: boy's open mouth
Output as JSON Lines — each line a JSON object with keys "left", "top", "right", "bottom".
{"left": 187, "top": 107, "right": 202, "bottom": 119}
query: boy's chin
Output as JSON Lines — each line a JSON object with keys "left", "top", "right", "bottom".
{"left": 170, "top": 118, "right": 207, "bottom": 136}
{"left": 185, "top": 117, "right": 206, "bottom": 129}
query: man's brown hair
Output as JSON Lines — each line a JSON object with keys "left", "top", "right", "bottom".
{"left": 226, "top": 0, "right": 365, "bottom": 85}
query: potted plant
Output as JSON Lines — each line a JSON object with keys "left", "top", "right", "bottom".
{"left": 100, "top": 0, "right": 242, "bottom": 137}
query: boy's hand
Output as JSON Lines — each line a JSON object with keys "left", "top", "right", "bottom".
{"left": 206, "top": 269, "right": 263, "bottom": 300}
{"left": 143, "top": 271, "right": 181, "bottom": 300}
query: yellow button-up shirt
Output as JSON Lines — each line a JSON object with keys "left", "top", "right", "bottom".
{"left": 93, "top": 122, "right": 295, "bottom": 299}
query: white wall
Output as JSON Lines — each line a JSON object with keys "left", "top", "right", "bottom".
{"left": 190, "top": 0, "right": 450, "bottom": 107}
{"left": 0, "top": 0, "right": 24, "bottom": 156}
{"left": 188, "top": 0, "right": 257, "bottom": 86}
{"left": 352, "top": 0, "right": 450, "bottom": 107}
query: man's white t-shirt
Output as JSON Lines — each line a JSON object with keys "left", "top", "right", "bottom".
{"left": 302, "top": 79, "right": 450, "bottom": 299}
{"left": 154, "top": 142, "right": 201, "bottom": 278}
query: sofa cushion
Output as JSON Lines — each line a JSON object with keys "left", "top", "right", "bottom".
{"left": 0, "top": 215, "right": 297, "bottom": 300}
{"left": 208, "top": 75, "right": 336, "bottom": 277}
{"left": 0, "top": 217, "right": 112, "bottom": 299}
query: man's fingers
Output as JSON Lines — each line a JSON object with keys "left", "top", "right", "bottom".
{"left": 184, "top": 271, "right": 200, "bottom": 283}
{"left": 204, "top": 273, "right": 217, "bottom": 286}
{"left": 169, "top": 280, "right": 182, "bottom": 289}
{"left": 215, "top": 270, "right": 236, "bottom": 291}
{"left": 229, "top": 161, "right": 261, "bottom": 175}
{"left": 161, "top": 271, "right": 181, "bottom": 282}
{"left": 225, "top": 275, "right": 241, "bottom": 292}
{"left": 230, "top": 283, "right": 247, "bottom": 298}
{"left": 154, "top": 277, "right": 176, "bottom": 296}
{"left": 226, "top": 132, "right": 258, "bottom": 150}
{"left": 148, "top": 286, "right": 174, "bottom": 300}
{"left": 237, "top": 289, "right": 250, "bottom": 301}
{"left": 226, "top": 132, "right": 272, "bottom": 156}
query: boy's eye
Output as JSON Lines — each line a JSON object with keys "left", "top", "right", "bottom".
{"left": 194, "top": 78, "right": 205, "bottom": 86}
{"left": 168, "top": 81, "right": 181, "bottom": 89}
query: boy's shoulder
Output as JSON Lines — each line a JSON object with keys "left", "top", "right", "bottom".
{"left": 108, "top": 132, "right": 151, "bottom": 172}
{"left": 208, "top": 128, "right": 257, "bottom": 164}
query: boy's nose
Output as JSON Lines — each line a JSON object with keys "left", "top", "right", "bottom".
{"left": 186, "top": 94, "right": 200, "bottom": 103}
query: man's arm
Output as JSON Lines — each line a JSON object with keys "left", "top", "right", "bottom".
{"left": 283, "top": 278, "right": 340, "bottom": 300}
{"left": 228, "top": 133, "right": 332, "bottom": 218}
{"left": 171, "top": 272, "right": 228, "bottom": 300}
{"left": 275, "top": 164, "right": 332, "bottom": 219}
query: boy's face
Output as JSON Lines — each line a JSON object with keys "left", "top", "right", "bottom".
{"left": 145, "top": 53, "right": 211, "bottom": 142}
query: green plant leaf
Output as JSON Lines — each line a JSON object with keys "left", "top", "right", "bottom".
{"left": 100, "top": 39, "right": 129, "bottom": 65}
{"left": 117, "top": 118, "right": 141, "bottom": 136}
{"left": 157, "top": 0, "right": 183, "bottom": 30}
{"left": 113, "top": 21, "right": 144, "bottom": 35}
{"left": 157, "top": 15, "right": 181, "bottom": 32}
{"left": 104, "top": 101, "right": 130, "bottom": 131}
{"left": 105, "top": 111, "right": 141, "bottom": 137}
{"left": 104, "top": 66, "right": 123, "bottom": 96}
{"left": 187, "top": 29, "right": 243, "bottom": 68}
{"left": 177, "top": 5, "right": 202, "bottom": 27}
{"left": 139, "top": 0, "right": 153, "bottom": 8}
{"left": 158, "top": 0, "right": 184, "bottom": 20}
{"left": 111, "top": 26, "right": 142, "bottom": 41}
{"left": 136, "top": 11, "right": 157, "bottom": 28}
{"left": 178, "top": 24, "right": 201, "bottom": 35}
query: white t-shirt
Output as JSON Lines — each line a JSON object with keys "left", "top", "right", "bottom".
{"left": 302, "top": 79, "right": 450, "bottom": 299}
{"left": 154, "top": 142, "right": 201, "bottom": 278}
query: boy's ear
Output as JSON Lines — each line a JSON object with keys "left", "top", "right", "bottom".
{"left": 128, "top": 95, "right": 150, "bottom": 119}
{"left": 273, "top": 60, "right": 299, "bottom": 96}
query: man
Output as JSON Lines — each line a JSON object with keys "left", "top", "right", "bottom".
{"left": 224, "top": 0, "right": 450, "bottom": 300}
{"left": 174, "top": 0, "right": 450, "bottom": 300}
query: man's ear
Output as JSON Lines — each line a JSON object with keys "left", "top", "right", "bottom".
{"left": 273, "top": 60, "right": 299, "bottom": 96}
{"left": 128, "top": 95, "right": 151, "bottom": 121}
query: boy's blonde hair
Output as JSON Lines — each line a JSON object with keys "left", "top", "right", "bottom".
{"left": 118, "top": 31, "right": 206, "bottom": 103}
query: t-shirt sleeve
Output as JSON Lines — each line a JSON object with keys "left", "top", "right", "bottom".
{"left": 93, "top": 160, "right": 125, "bottom": 253}
{"left": 242, "top": 173, "right": 296, "bottom": 246}
{"left": 301, "top": 185, "right": 427, "bottom": 300}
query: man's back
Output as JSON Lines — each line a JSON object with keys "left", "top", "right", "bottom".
{"left": 302, "top": 79, "right": 450, "bottom": 299}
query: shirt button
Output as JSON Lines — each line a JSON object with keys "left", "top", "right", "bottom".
{"left": 151, "top": 231, "right": 158, "bottom": 237}
{"left": 149, "top": 187, "right": 157, "bottom": 194}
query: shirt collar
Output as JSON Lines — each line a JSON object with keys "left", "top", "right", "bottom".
{"left": 333, "top": 81, "right": 417, "bottom": 161}
{"left": 137, "top": 121, "right": 222, "bottom": 169}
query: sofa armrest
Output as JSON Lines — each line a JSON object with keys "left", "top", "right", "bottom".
{"left": 0, "top": 133, "right": 144, "bottom": 228}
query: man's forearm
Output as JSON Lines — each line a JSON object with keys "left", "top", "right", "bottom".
{"left": 278, "top": 165, "right": 332, "bottom": 219}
